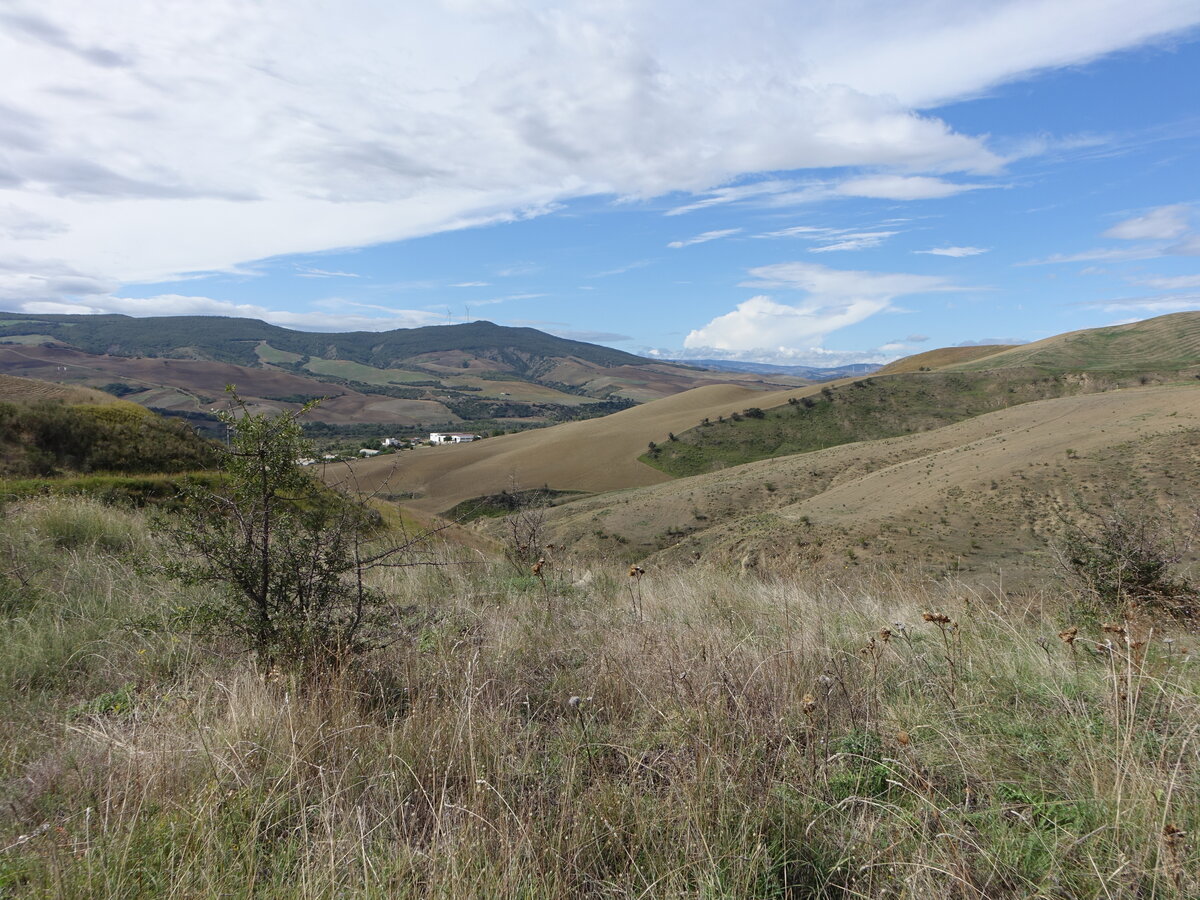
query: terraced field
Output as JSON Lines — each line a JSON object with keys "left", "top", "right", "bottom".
{"left": 948, "top": 311, "right": 1200, "bottom": 373}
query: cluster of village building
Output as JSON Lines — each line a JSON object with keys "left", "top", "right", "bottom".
{"left": 297, "top": 431, "right": 480, "bottom": 465}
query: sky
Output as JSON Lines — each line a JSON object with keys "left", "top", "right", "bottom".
{"left": 2, "top": 1, "right": 1200, "bottom": 367}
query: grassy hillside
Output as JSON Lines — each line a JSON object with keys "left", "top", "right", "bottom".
{"left": 640, "top": 369, "right": 1137, "bottom": 478}
{"left": 0, "top": 374, "right": 117, "bottom": 405}
{"left": 533, "top": 383, "right": 1200, "bottom": 586}
{"left": 1, "top": 496, "right": 1197, "bottom": 896}
{"left": 946, "top": 311, "right": 1200, "bottom": 373}
{"left": 339, "top": 383, "right": 816, "bottom": 514}
{"left": 0, "top": 396, "right": 217, "bottom": 478}
{"left": 875, "top": 344, "right": 1015, "bottom": 374}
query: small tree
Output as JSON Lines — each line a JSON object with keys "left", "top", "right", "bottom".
{"left": 1056, "top": 498, "right": 1198, "bottom": 622}
{"left": 162, "top": 392, "right": 428, "bottom": 673}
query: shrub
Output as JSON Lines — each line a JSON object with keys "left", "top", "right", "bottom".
{"left": 1057, "top": 499, "right": 1197, "bottom": 621}
{"left": 160, "top": 392, "right": 431, "bottom": 674}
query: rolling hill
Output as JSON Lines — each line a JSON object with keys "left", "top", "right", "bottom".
{"left": 332, "top": 381, "right": 838, "bottom": 512}
{"left": 0, "top": 314, "right": 805, "bottom": 428}
{"left": 942, "top": 311, "right": 1200, "bottom": 373}
{"left": 528, "top": 382, "right": 1200, "bottom": 587}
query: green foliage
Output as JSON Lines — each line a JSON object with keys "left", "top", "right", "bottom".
{"left": 0, "top": 313, "right": 650, "bottom": 369}
{"left": 642, "top": 369, "right": 1130, "bottom": 477}
{"left": 160, "top": 392, "right": 425, "bottom": 672}
{"left": 0, "top": 399, "right": 218, "bottom": 477}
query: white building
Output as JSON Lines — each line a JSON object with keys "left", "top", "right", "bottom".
{"left": 429, "top": 432, "right": 479, "bottom": 445}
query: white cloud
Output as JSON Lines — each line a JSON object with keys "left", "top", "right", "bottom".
{"left": 915, "top": 246, "right": 989, "bottom": 257}
{"left": 295, "top": 266, "right": 361, "bottom": 278}
{"left": 1170, "top": 235, "right": 1200, "bottom": 256}
{"left": 836, "top": 175, "right": 984, "bottom": 200}
{"left": 8, "top": 292, "right": 445, "bottom": 331}
{"left": 1128, "top": 274, "right": 1200, "bottom": 290}
{"left": 686, "top": 261, "right": 959, "bottom": 352}
{"left": 809, "top": 231, "right": 897, "bottom": 253}
{"left": 1104, "top": 204, "right": 1191, "bottom": 240}
{"left": 0, "top": 1, "right": 1196, "bottom": 313}
{"left": 1020, "top": 246, "right": 1165, "bottom": 265}
{"left": 668, "top": 228, "right": 741, "bottom": 249}
{"left": 1077, "top": 292, "right": 1200, "bottom": 314}
{"left": 664, "top": 180, "right": 802, "bottom": 216}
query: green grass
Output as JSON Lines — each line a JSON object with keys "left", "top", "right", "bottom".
{"left": 254, "top": 342, "right": 305, "bottom": 364}
{"left": 302, "top": 357, "right": 434, "bottom": 385}
{"left": 1, "top": 496, "right": 1198, "bottom": 897}
{"left": 950, "top": 311, "right": 1200, "bottom": 373}
{"left": 642, "top": 369, "right": 1134, "bottom": 477}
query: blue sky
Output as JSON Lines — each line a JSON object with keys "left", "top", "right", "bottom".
{"left": 2, "top": 1, "right": 1200, "bottom": 365}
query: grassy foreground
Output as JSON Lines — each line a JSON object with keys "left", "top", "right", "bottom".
{"left": 1, "top": 497, "right": 1198, "bottom": 897}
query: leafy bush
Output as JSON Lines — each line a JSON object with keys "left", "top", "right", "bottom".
{"left": 161, "top": 393, "right": 432, "bottom": 673}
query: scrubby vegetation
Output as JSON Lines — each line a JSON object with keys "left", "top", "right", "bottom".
{"left": 642, "top": 369, "right": 1142, "bottom": 477}
{"left": 0, "top": 400, "right": 217, "bottom": 477}
{"left": 1, "top": 489, "right": 1198, "bottom": 897}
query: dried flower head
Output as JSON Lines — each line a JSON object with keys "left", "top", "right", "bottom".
{"left": 801, "top": 694, "right": 816, "bottom": 716}
{"left": 628, "top": 564, "right": 645, "bottom": 578}
{"left": 923, "top": 612, "right": 952, "bottom": 625}
{"left": 532, "top": 558, "right": 545, "bottom": 576}
{"left": 1101, "top": 622, "right": 1127, "bottom": 636}
{"left": 896, "top": 730, "right": 911, "bottom": 747}
{"left": 879, "top": 628, "right": 893, "bottom": 643}
{"left": 1058, "top": 627, "right": 1078, "bottom": 645}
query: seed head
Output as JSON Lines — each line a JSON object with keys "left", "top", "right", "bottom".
{"left": 1101, "top": 622, "right": 1127, "bottom": 636}
{"left": 896, "top": 731, "right": 911, "bottom": 747}
{"left": 922, "top": 612, "right": 951, "bottom": 625}
{"left": 628, "top": 564, "right": 645, "bottom": 578}
{"left": 532, "top": 558, "right": 545, "bottom": 576}
{"left": 879, "top": 628, "right": 893, "bottom": 643}
{"left": 1058, "top": 627, "right": 1078, "bottom": 645}
{"left": 801, "top": 694, "right": 816, "bottom": 716}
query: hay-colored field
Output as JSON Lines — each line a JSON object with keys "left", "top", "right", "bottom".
{"left": 254, "top": 342, "right": 304, "bottom": 364}
{"left": 438, "top": 376, "right": 594, "bottom": 404}
{"left": 0, "top": 334, "right": 63, "bottom": 346}
{"left": 545, "top": 359, "right": 805, "bottom": 401}
{"left": 0, "top": 373, "right": 117, "bottom": 405}
{"left": 339, "top": 382, "right": 830, "bottom": 512}
{"left": 301, "top": 358, "right": 432, "bottom": 384}
{"left": 533, "top": 382, "right": 1200, "bottom": 584}
{"left": 876, "top": 344, "right": 1014, "bottom": 374}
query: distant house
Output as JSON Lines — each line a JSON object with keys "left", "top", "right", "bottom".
{"left": 380, "top": 437, "right": 404, "bottom": 448}
{"left": 429, "top": 432, "right": 479, "bottom": 445}
{"left": 359, "top": 448, "right": 381, "bottom": 457}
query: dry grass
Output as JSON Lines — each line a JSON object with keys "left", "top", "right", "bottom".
{"left": 1, "top": 497, "right": 1198, "bottom": 897}
{"left": 342, "top": 381, "right": 842, "bottom": 514}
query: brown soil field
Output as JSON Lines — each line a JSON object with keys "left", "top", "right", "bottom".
{"left": 0, "top": 345, "right": 455, "bottom": 425}
{"left": 527, "top": 382, "right": 1200, "bottom": 587}
{"left": 0, "top": 373, "right": 117, "bottom": 405}
{"left": 337, "top": 381, "right": 834, "bottom": 513}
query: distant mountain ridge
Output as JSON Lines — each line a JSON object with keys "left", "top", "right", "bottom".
{"left": 677, "top": 359, "right": 878, "bottom": 379}
{"left": 0, "top": 314, "right": 648, "bottom": 370}
{"left": 0, "top": 312, "right": 807, "bottom": 428}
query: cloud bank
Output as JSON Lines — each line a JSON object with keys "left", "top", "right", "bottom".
{"left": 1, "top": 0, "right": 1198, "bottom": 318}
{"left": 684, "top": 262, "right": 961, "bottom": 357}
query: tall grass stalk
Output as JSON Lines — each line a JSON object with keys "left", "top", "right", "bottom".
{"left": 1, "top": 498, "right": 1197, "bottom": 897}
